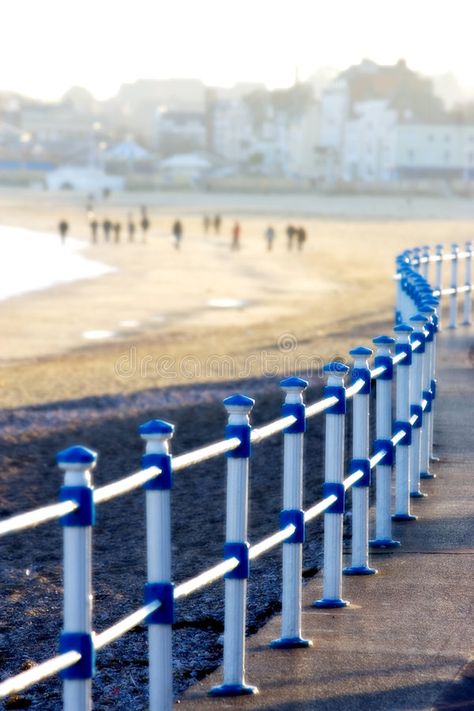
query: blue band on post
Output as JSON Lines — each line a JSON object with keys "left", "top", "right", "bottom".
{"left": 374, "top": 439, "right": 395, "bottom": 466}
{"left": 410, "top": 404, "right": 423, "bottom": 429}
{"left": 424, "top": 323, "right": 434, "bottom": 343}
{"left": 394, "top": 420, "right": 412, "bottom": 446}
{"left": 352, "top": 367, "right": 371, "bottom": 394}
{"left": 282, "top": 402, "right": 306, "bottom": 433}
{"left": 422, "top": 390, "right": 432, "bottom": 413}
{"left": 395, "top": 343, "right": 412, "bottom": 366}
{"left": 141, "top": 453, "right": 173, "bottom": 490}
{"left": 225, "top": 423, "right": 251, "bottom": 458}
{"left": 280, "top": 509, "right": 305, "bottom": 543}
{"left": 431, "top": 379, "right": 437, "bottom": 400}
{"left": 60, "top": 632, "right": 95, "bottom": 679}
{"left": 411, "top": 332, "right": 426, "bottom": 354}
{"left": 324, "top": 385, "right": 346, "bottom": 415}
{"left": 351, "top": 458, "right": 371, "bottom": 487}
{"left": 59, "top": 486, "right": 95, "bottom": 527}
{"left": 224, "top": 542, "right": 250, "bottom": 579}
{"left": 144, "top": 582, "right": 175, "bottom": 624}
{"left": 374, "top": 355, "right": 393, "bottom": 380}
{"left": 323, "top": 482, "right": 345, "bottom": 514}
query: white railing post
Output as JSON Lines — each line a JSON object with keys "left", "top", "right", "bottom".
{"left": 392, "top": 324, "right": 417, "bottom": 522}
{"left": 424, "top": 297, "right": 440, "bottom": 461}
{"left": 139, "top": 419, "right": 175, "bottom": 711}
{"left": 448, "top": 242, "right": 459, "bottom": 329}
{"left": 419, "top": 305, "right": 436, "bottom": 480}
{"left": 343, "top": 347, "right": 377, "bottom": 576}
{"left": 271, "top": 377, "right": 311, "bottom": 649}
{"left": 313, "top": 362, "right": 350, "bottom": 608}
{"left": 421, "top": 245, "right": 430, "bottom": 280}
{"left": 462, "top": 240, "right": 472, "bottom": 326}
{"left": 412, "top": 247, "right": 421, "bottom": 272}
{"left": 210, "top": 395, "right": 257, "bottom": 696}
{"left": 408, "top": 314, "right": 428, "bottom": 499}
{"left": 369, "top": 336, "right": 400, "bottom": 549}
{"left": 434, "top": 244, "right": 443, "bottom": 330}
{"left": 58, "top": 446, "right": 97, "bottom": 711}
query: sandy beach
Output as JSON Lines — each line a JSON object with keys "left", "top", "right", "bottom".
{"left": 1, "top": 188, "right": 473, "bottom": 409}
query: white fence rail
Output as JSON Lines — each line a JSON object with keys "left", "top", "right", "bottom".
{"left": 0, "top": 241, "right": 472, "bottom": 709}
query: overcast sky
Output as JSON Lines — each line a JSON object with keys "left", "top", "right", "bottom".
{"left": 2, "top": 0, "right": 473, "bottom": 100}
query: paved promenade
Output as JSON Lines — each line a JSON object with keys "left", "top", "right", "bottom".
{"left": 179, "top": 327, "right": 474, "bottom": 710}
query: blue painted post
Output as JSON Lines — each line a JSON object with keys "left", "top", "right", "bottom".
{"left": 139, "top": 419, "right": 175, "bottom": 711}
{"left": 271, "top": 377, "right": 311, "bottom": 649}
{"left": 448, "top": 243, "right": 459, "bottom": 329}
{"left": 210, "top": 395, "right": 257, "bottom": 696}
{"left": 370, "top": 336, "right": 400, "bottom": 549}
{"left": 344, "top": 347, "right": 377, "bottom": 575}
{"left": 462, "top": 240, "right": 472, "bottom": 326}
{"left": 421, "top": 245, "right": 430, "bottom": 280}
{"left": 434, "top": 244, "right": 443, "bottom": 330}
{"left": 419, "top": 305, "right": 436, "bottom": 480}
{"left": 314, "top": 362, "right": 350, "bottom": 608}
{"left": 392, "top": 324, "right": 417, "bottom": 522}
{"left": 408, "top": 314, "right": 428, "bottom": 499}
{"left": 57, "top": 446, "right": 97, "bottom": 711}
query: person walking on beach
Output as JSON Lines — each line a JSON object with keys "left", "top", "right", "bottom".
{"left": 231, "top": 221, "right": 241, "bottom": 250}
{"left": 90, "top": 217, "right": 98, "bottom": 244}
{"left": 113, "top": 222, "right": 122, "bottom": 244}
{"left": 286, "top": 225, "right": 295, "bottom": 251}
{"left": 297, "top": 226, "right": 307, "bottom": 251}
{"left": 58, "top": 219, "right": 69, "bottom": 245}
{"left": 127, "top": 214, "right": 136, "bottom": 243}
{"left": 203, "top": 214, "right": 210, "bottom": 235}
{"left": 265, "top": 225, "right": 275, "bottom": 251}
{"left": 172, "top": 219, "right": 183, "bottom": 250}
{"left": 214, "top": 214, "right": 221, "bottom": 235}
{"left": 102, "top": 218, "right": 112, "bottom": 243}
{"left": 140, "top": 206, "right": 150, "bottom": 243}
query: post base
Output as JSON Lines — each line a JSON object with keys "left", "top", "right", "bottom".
{"left": 410, "top": 491, "right": 427, "bottom": 498}
{"left": 392, "top": 513, "right": 417, "bottom": 521}
{"left": 343, "top": 565, "right": 377, "bottom": 576}
{"left": 270, "top": 636, "right": 312, "bottom": 649}
{"left": 369, "top": 538, "right": 401, "bottom": 549}
{"left": 462, "top": 320, "right": 472, "bottom": 326}
{"left": 313, "top": 598, "right": 349, "bottom": 609}
{"left": 420, "top": 470, "right": 436, "bottom": 479}
{"left": 209, "top": 683, "right": 258, "bottom": 697}
{"left": 447, "top": 324, "right": 457, "bottom": 330}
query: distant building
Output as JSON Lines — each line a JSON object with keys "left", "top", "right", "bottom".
{"left": 155, "top": 109, "right": 206, "bottom": 155}
{"left": 46, "top": 166, "right": 124, "bottom": 192}
{"left": 159, "top": 152, "right": 212, "bottom": 185}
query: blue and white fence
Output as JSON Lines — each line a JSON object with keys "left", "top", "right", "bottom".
{"left": 0, "top": 241, "right": 472, "bottom": 709}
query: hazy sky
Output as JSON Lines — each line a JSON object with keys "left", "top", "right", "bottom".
{"left": 2, "top": 0, "right": 473, "bottom": 100}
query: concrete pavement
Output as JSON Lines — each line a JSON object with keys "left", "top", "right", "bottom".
{"left": 178, "top": 328, "right": 474, "bottom": 710}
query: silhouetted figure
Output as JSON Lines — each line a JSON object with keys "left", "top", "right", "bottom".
{"left": 127, "top": 214, "right": 136, "bottom": 243}
{"left": 297, "top": 227, "right": 307, "bottom": 251}
{"left": 286, "top": 225, "right": 296, "bottom": 251}
{"left": 231, "top": 221, "right": 241, "bottom": 250}
{"left": 58, "top": 220, "right": 69, "bottom": 246}
{"left": 113, "top": 222, "right": 122, "bottom": 244}
{"left": 203, "top": 214, "right": 210, "bottom": 234}
{"left": 140, "top": 206, "right": 150, "bottom": 242}
{"left": 265, "top": 225, "right": 275, "bottom": 251}
{"left": 172, "top": 220, "right": 183, "bottom": 250}
{"left": 90, "top": 218, "right": 98, "bottom": 244}
{"left": 214, "top": 214, "right": 221, "bottom": 235}
{"left": 103, "top": 219, "right": 112, "bottom": 243}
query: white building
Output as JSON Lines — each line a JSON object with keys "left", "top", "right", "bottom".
{"left": 155, "top": 109, "right": 206, "bottom": 154}
{"left": 46, "top": 167, "right": 124, "bottom": 192}
{"left": 342, "top": 100, "right": 397, "bottom": 182}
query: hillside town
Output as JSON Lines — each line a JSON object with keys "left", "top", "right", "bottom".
{"left": 1, "top": 58, "right": 473, "bottom": 192}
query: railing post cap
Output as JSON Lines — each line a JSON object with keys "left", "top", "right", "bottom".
{"left": 56, "top": 445, "right": 97, "bottom": 469}
{"left": 394, "top": 323, "right": 414, "bottom": 334}
{"left": 139, "top": 419, "right": 174, "bottom": 437}
{"left": 373, "top": 335, "right": 395, "bottom": 345}
{"left": 419, "top": 304, "right": 435, "bottom": 316}
{"left": 349, "top": 346, "right": 373, "bottom": 357}
{"left": 280, "top": 376, "right": 308, "bottom": 391}
{"left": 323, "top": 361, "right": 349, "bottom": 376}
{"left": 409, "top": 313, "right": 428, "bottom": 325}
{"left": 223, "top": 394, "right": 255, "bottom": 413}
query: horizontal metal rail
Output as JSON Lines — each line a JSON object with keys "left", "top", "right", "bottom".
{"left": 94, "top": 601, "right": 161, "bottom": 650}
{"left": 392, "top": 351, "right": 408, "bottom": 365}
{"left": 304, "top": 495, "right": 337, "bottom": 522}
{"left": 94, "top": 466, "right": 160, "bottom": 504}
{"left": 343, "top": 468, "right": 365, "bottom": 491}
{"left": 249, "top": 525, "right": 295, "bottom": 560}
{"left": 306, "top": 395, "right": 339, "bottom": 418}
{"left": 0, "top": 500, "right": 78, "bottom": 538}
{"left": 370, "top": 364, "right": 388, "bottom": 379}
{"left": 174, "top": 558, "right": 239, "bottom": 599}
{"left": 0, "top": 651, "right": 80, "bottom": 699}
{"left": 346, "top": 378, "right": 365, "bottom": 399}
{"left": 173, "top": 437, "right": 241, "bottom": 471}
{"left": 251, "top": 415, "right": 297, "bottom": 443}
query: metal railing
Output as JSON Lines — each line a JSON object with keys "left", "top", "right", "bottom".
{"left": 0, "top": 241, "right": 472, "bottom": 709}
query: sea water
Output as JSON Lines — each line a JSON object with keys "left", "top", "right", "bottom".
{"left": 0, "top": 225, "right": 114, "bottom": 302}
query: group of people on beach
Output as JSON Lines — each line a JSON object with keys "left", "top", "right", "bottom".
{"left": 88, "top": 206, "right": 151, "bottom": 245}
